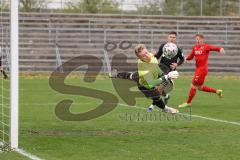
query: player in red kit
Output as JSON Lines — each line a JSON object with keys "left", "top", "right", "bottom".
{"left": 179, "top": 33, "right": 225, "bottom": 108}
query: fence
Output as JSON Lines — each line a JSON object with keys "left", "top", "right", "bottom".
{"left": 1, "top": 0, "right": 240, "bottom": 16}
{"left": 1, "top": 12, "right": 240, "bottom": 73}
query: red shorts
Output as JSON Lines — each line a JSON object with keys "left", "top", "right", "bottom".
{"left": 192, "top": 70, "right": 207, "bottom": 86}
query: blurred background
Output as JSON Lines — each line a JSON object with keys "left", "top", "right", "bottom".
{"left": 1, "top": 0, "right": 240, "bottom": 74}
{"left": 0, "top": 0, "right": 240, "bottom": 16}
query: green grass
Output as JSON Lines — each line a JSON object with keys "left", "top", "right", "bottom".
{"left": 0, "top": 151, "right": 28, "bottom": 160}
{"left": 0, "top": 74, "right": 240, "bottom": 160}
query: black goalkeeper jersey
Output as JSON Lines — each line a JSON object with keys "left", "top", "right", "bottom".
{"left": 154, "top": 43, "right": 184, "bottom": 69}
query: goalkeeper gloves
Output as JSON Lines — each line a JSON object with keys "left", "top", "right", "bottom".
{"left": 158, "top": 71, "right": 179, "bottom": 87}
{"left": 165, "top": 71, "right": 179, "bottom": 80}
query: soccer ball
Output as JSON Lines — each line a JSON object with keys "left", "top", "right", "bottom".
{"left": 162, "top": 42, "right": 178, "bottom": 59}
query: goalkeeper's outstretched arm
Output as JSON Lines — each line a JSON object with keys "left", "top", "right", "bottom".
{"left": 146, "top": 71, "right": 179, "bottom": 88}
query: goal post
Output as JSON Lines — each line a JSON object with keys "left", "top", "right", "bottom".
{"left": 10, "top": 0, "right": 19, "bottom": 149}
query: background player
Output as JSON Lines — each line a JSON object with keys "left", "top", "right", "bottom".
{"left": 179, "top": 33, "right": 224, "bottom": 108}
{"left": 0, "top": 56, "right": 8, "bottom": 79}
{"left": 155, "top": 31, "right": 184, "bottom": 73}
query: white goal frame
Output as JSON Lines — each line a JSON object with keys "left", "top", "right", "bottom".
{"left": 10, "top": 0, "right": 19, "bottom": 149}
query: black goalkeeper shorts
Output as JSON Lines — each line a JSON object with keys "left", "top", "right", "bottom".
{"left": 138, "top": 85, "right": 161, "bottom": 100}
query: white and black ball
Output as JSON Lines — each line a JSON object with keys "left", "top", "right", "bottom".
{"left": 162, "top": 42, "right": 178, "bottom": 59}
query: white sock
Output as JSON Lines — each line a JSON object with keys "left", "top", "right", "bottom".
{"left": 149, "top": 104, "right": 155, "bottom": 109}
{"left": 164, "top": 94, "right": 169, "bottom": 99}
{"left": 129, "top": 72, "right": 133, "bottom": 80}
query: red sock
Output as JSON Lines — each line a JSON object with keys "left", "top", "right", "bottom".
{"left": 187, "top": 88, "right": 197, "bottom": 104}
{"left": 200, "top": 86, "right": 216, "bottom": 93}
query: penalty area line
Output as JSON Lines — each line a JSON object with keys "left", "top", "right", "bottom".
{"left": 118, "top": 103, "right": 240, "bottom": 126}
{"left": 181, "top": 113, "right": 240, "bottom": 126}
{"left": 15, "top": 148, "right": 44, "bottom": 160}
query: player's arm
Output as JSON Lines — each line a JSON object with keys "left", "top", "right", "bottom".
{"left": 146, "top": 71, "right": 179, "bottom": 88}
{"left": 185, "top": 47, "right": 195, "bottom": 61}
{"left": 139, "top": 70, "right": 163, "bottom": 89}
{"left": 207, "top": 44, "right": 225, "bottom": 54}
{"left": 154, "top": 44, "right": 164, "bottom": 59}
{"left": 177, "top": 48, "right": 185, "bottom": 66}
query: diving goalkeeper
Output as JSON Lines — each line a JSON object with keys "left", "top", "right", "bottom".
{"left": 110, "top": 32, "right": 184, "bottom": 107}
{"left": 134, "top": 44, "right": 179, "bottom": 114}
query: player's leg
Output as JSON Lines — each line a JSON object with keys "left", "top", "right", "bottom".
{"left": 195, "top": 71, "right": 223, "bottom": 98}
{"left": 0, "top": 56, "right": 8, "bottom": 79}
{"left": 158, "top": 63, "right": 172, "bottom": 103}
{"left": 179, "top": 72, "right": 202, "bottom": 108}
{"left": 162, "top": 91, "right": 170, "bottom": 105}
{"left": 179, "top": 83, "right": 196, "bottom": 108}
{"left": 187, "top": 71, "right": 206, "bottom": 105}
{"left": 153, "top": 80, "right": 173, "bottom": 106}
{"left": 110, "top": 69, "right": 139, "bottom": 82}
{"left": 196, "top": 73, "right": 215, "bottom": 93}
{"left": 0, "top": 66, "right": 8, "bottom": 79}
{"left": 198, "top": 84, "right": 223, "bottom": 98}
{"left": 148, "top": 101, "right": 156, "bottom": 112}
{"left": 138, "top": 85, "right": 178, "bottom": 114}
{"left": 137, "top": 86, "right": 160, "bottom": 112}
{"left": 148, "top": 83, "right": 172, "bottom": 111}
{"left": 187, "top": 83, "right": 197, "bottom": 104}
{"left": 152, "top": 97, "right": 178, "bottom": 114}
{"left": 1, "top": 70, "right": 8, "bottom": 79}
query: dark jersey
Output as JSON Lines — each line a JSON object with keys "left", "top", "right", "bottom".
{"left": 154, "top": 43, "right": 184, "bottom": 69}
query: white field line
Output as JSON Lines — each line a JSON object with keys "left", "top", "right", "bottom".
{"left": 118, "top": 103, "right": 240, "bottom": 126}
{"left": 20, "top": 102, "right": 240, "bottom": 126}
{"left": 15, "top": 148, "right": 44, "bottom": 160}
{"left": 21, "top": 102, "right": 240, "bottom": 126}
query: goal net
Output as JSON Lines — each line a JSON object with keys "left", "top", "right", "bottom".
{"left": 0, "top": 0, "right": 10, "bottom": 150}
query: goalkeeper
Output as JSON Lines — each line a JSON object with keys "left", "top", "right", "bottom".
{"left": 110, "top": 31, "right": 184, "bottom": 107}
{"left": 133, "top": 44, "right": 179, "bottom": 114}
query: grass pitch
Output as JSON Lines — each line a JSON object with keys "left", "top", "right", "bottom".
{"left": 0, "top": 74, "right": 240, "bottom": 160}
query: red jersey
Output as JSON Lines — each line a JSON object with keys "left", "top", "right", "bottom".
{"left": 186, "top": 44, "right": 221, "bottom": 72}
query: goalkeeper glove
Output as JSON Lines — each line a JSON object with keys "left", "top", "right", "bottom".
{"left": 165, "top": 71, "right": 179, "bottom": 80}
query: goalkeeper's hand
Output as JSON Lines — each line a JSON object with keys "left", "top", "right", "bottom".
{"left": 165, "top": 71, "right": 179, "bottom": 80}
